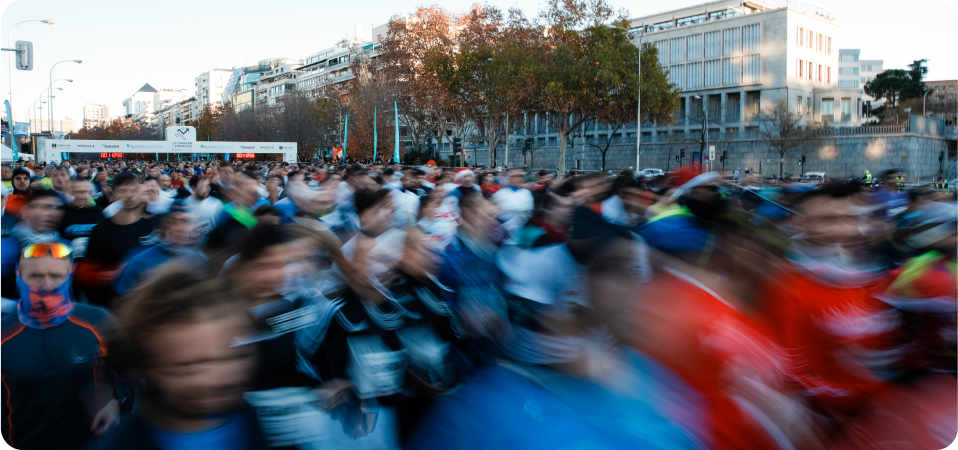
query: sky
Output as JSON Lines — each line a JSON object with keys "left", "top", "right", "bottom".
{"left": 1, "top": 0, "right": 956, "bottom": 128}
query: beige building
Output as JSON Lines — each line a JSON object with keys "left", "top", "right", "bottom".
{"left": 82, "top": 104, "right": 110, "bottom": 129}
{"left": 628, "top": 0, "right": 865, "bottom": 136}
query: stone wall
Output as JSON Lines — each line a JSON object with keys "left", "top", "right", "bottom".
{"left": 442, "top": 133, "right": 957, "bottom": 181}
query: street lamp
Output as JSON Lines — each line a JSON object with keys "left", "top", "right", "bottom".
{"left": 923, "top": 88, "right": 933, "bottom": 117}
{"left": 37, "top": 83, "right": 66, "bottom": 132}
{"left": 49, "top": 59, "right": 81, "bottom": 134}
{"left": 693, "top": 95, "right": 709, "bottom": 170}
{"left": 612, "top": 24, "right": 646, "bottom": 171}
{"left": 7, "top": 19, "right": 53, "bottom": 134}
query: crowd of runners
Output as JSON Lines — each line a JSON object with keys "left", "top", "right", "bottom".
{"left": 1, "top": 157, "right": 956, "bottom": 450}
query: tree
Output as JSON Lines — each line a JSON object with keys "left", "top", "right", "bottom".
{"left": 905, "top": 59, "right": 928, "bottom": 99}
{"left": 757, "top": 100, "right": 813, "bottom": 177}
{"left": 374, "top": 5, "right": 457, "bottom": 156}
{"left": 344, "top": 74, "right": 397, "bottom": 162}
{"left": 662, "top": 131, "right": 689, "bottom": 172}
{"left": 188, "top": 104, "right": 221, "bottom": 141}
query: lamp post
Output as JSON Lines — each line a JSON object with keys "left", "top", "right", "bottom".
{"left": 693, "top": 95, "right": 709, "bottom": 170}
{"left": 7, "top": 19, "right": 53, "bottom": 137}
{"left": 613, "top": 24, "right": 647, "bottom": 171}
{"left": 49, "top": 59, "right": 81, "bottom": 135}
{"left": 923, "top": 88, "right": 933, "bottom": 117}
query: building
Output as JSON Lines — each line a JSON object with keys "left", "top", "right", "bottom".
{"left": 254, "top": 63, "right": 301, "bottom": 108}
{"left": 925, "top": 79, "right": 957, "bottom": 123}
{"left": 30, "top": 119, "right": 59, "bottom": 133}
{"left": 82, "top": 104, "right": 110, "bottom": 129}
{"left": 223, "top": 58, "right": 294, "bottom": 111}
{"left": 122, "top": 84, "right": 159, "bottom": 126}
{"left": 60, "top": 118, "right": 76, "bottom": 134}
{"left": 154, "top": 88, "right": 189, "bottom": 112}
{"left": 194, "top": 69, "right": 233, "bottom": 113}
{"left": 838, "top": 49, "right": 883, "bottom": 116}
{"left": 624, "top": 0, "right": 866, "bottom": 133}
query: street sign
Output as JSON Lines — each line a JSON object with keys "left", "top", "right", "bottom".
{"left": 15, "top": 41, "right": 32, "bottom": 71}
{"left": 708, "top": 145, "right": 715, "bottom": 161}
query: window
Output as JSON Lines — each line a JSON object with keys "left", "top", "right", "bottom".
{"left": 822, "top": 98, "right": 834, "bottom": 120}
{"left": 704, "top": 31, "right": 721, "bottom": 59}
{"left": 951, "top": 94, "right": 955, "bottom": 100}
{"left": 724, "top": 57, "right": 742, "bottom": 85}
{"left": 807, "top": 30, "right": 813, "bottom": 49}
{"left": 687, "top": 34, "right": 703, "bottom": 61}
{"left": 723, "top": 28, "right": 741, "bottom": 56}
{"left": 743, "top": 55, "right": 760, "bottom": 84}
{"left": 827, "top": 66, "right": 831, "bottom": 84}
{"left": 671, "top": 37, "right": 686, "bottom": 63}
{"left": 841, "top": 98, "right": 851, "bottom": 120}
{"left": 743, "top": 24, "right": 760, "bottom": 53}
{"left": 817, "top": 64, "right": 822, "bottom": 83}
{"left": 704, "top": 60, "right": 721, "bottom": 87}
{"left": 808, "top": 61, "right": 813, "bottom": 80}
{"left": 807, "top": 97, "right": 812, "bottom": 113}
{"left": 861, "top": 77, "right": 867, "bottom": 83}
{"left": 861, "top": 64, "right": 866, "bottom": 70}
{"left": 816, "top": 33, "right": 822, "bottom": 52}
{"left": 827, "top": 36, "right": 831, "bottom": 54}
{"left": 655, "top": 40, "right": 669, "bottom": 64}
{"left": 951, "top": 85, "right": 955, "bottom": 90}
{"left": 687, "top": 62, "right": 703, "bottom": 89}
{"left": 798, "top": 27, "right": 803, "bottom": 47}
{"left": 797, "top": 95, "right": 803, "bottom": 113}
{"left": 797, "top": 59, "right": 803, "bottom": 78}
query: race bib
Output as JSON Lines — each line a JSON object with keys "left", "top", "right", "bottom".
{"left": 347, "top": 335, "right": 405, "bottom": 399}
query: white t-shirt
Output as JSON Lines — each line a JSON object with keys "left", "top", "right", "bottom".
{"left": 492, "top": 186, "right": 534, "bottom": 235}
{"left": 390, "top": 188, "right": 420, "bottom": 228}
{"left": 185, "top": 196, "right": 224, "bottom": 237}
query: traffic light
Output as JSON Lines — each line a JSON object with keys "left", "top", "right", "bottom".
{"left": 799, "top": 155, "right": 806, "bottom": 166}
{"left": 523, "top": 138, "right": 532, "bottom": 151}
{"left": 453, "top": 138, "right": 462, "bottom": 155}
{"left": 720, "top": 150, "right": 728, "bottom": 163}
{"left": 675, "top": 155, "right": 680, "bottom": 162}
{"left": 15, "top": 40, "right": 33, "bottom": 71}
{"left": 680, "top": 148, "right": 686, "bottom": 159}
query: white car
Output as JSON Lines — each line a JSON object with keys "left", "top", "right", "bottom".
{"left": 641, "top": 168, "right": 665, "bottom": 178}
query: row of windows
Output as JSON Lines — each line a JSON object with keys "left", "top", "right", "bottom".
{"left": 654, "top": 24, "right": 759, "bottom": 65}
{"left": 932, "top": 85, "right": 955, "bottom": 91}
{"left": 796, "top": 59, "right": 832, "bottom": 85}
{"left": 837, "top": 81, "right": 859, "bottom": 88}
{"left": 933, "top": 94, "right": 955, "bottom": 100}
{"left": 839, "top": 68, "right": 858, "bottom": 75}
{"left": 796, "top": 26, "right": 832, "bottom": 54}
{"left": 666, "top": 56, "right": 759, "bottom": 90}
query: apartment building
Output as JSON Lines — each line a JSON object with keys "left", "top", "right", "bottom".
{"left": 82, "top": 104, "right": 109, "bottom": 129}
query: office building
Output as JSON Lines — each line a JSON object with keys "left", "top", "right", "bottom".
{"left": 838, "top": 49, "right": 883, "bottom": 115}
{"left": 627, "top": 0, "right": 866, "bottom": 132}
{"left": 60, "top": 118, "right": 76, "bottom": 134}
{"left": 82, "top": 104, "right": 109, "bottom": 129}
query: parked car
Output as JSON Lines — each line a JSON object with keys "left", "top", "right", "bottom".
{"left": 803, "top": 171, "right": 826, "bottom": 181}
{"left": 641, "top": 168, "right": 665, "bottom": 178}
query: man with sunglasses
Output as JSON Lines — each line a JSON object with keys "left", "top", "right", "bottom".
{"left": 2, "top": 241, "right": 121, "bottom": 450}
{"left": 1, "top": 191, "right": 65, "bottom": 299}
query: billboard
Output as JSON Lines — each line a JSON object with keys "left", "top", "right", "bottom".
{"left": 43, "top": 140, "right": 298, "bottom": 164}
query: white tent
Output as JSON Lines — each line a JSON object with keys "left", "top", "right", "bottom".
{"left": 1, "top": 144, "right": 11, "bottom": 162}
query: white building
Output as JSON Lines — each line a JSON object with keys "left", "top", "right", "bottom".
{"left": 122, "top": 83, "right": 159, "bottom": 125}
{"left": 82, "top": 104, "right": 109, "bottom": 129}
{"left": 628, "top": 0, "right": 866, "bottom": 133}
{"left": 254, "top": 63, "right": 301, "bottom": 108}
{"left": 194, "top": 69, "right": 233, "bottom": 114}
{"left": 296, "top": 25, "right": 386, "bottom": 99}
{"left": 154, "top": 88, "right": 190, "bottom": 112}
{"left": 838, "top": 49, "right": 883, "bottom": 112}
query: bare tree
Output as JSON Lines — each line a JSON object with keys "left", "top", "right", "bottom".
{"left": 662, "top": 131, "right": 689, "bottom": 172}
{"left": 757, "top": 100, "right": 814, "bottom": 177}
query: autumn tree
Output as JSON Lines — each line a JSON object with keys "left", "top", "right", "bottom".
{"left": 345, "top": 73, "right": 397, "bottom": 162}
{"left": 373, "top": 5, "right": 457, "bottom": 155}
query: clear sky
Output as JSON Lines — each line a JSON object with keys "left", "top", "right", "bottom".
{"left": 1, "top": 0, "right": 956, "bottom": 127}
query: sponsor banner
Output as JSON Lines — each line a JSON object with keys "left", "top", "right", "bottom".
{"left": 43, "top": 140, "right": 299, "bottom": 163}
